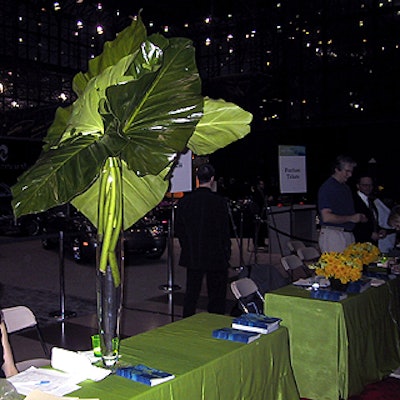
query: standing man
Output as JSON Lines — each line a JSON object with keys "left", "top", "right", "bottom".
{"left": 353, "top": 174, "right": 386, "bottom": 245}
{"left": 175, "top": 163, "right": 232, "bottom": 318}
{"left": 317, "top": 155, "right": 367, "bottom": 253}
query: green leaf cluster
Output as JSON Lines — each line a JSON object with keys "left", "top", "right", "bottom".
{"left": 11, "top": 13, "right": 253, "bottom": 283}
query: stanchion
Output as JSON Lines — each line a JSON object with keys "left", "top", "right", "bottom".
{"left": 227, "top": 200, "right": 246, "bottom": 270}
{"left": 49, "top": 230, "right": 76, "bottom": 321}
{"left": 159, "top": 201, "right": 181, "bottom": 321}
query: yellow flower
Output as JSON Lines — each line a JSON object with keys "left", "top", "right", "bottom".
{"left": 310, "top": 242, "right": 381, "bottom": 284}
{"left": 343, "top": 242, "right": 381, "bottom": 265}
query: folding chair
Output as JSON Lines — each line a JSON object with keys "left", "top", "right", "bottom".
{"left": 230, "top": 277, "right": 265, "bottom": 314}
{"left": 296, "top": 246, "right": 321, "bottom": 265}
{"left": 286, "top": 240, "right": 306, "bottom": 254}
{"left": 280, "top": 254, "right": 312, "bottom": 281}
{"left": 2, "top": 305, "right": 50, "bottom": 366}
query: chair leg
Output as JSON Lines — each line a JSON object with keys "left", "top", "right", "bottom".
{"left": 239, "top": 300, "right": 249, "bottom": 314}
{"left": 35, "top": 325, "right": 50, "bottom": 358}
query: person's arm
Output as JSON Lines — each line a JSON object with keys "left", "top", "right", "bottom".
{"left": 0, "top": 321, "right": 18, "bottom": 377}
{"left": 320, "top": 208, "right": 367, "bottom": 224}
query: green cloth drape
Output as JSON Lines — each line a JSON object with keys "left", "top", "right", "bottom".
{"left": 72, "top": 313, "right": 300, "bottom": 400}
{"left": 265, "top": 278, "right": 400, "bottom": 400}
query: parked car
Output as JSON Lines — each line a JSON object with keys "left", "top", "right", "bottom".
{"left": 39, "top": 205, "right": 168, "bottom": 263}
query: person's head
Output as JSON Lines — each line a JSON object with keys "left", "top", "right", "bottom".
{"left": 356, "top": 174, "right": 374, "bottom": 197}
{"left": 388, "top": 205, "right": 400, "bottom": 230}
{"left": 196, "top": 163, "right": 215, "bottom": 185}
{"left": 332, "top": 155, "right": 357, "bottom": 183}
{"left": 256, "top": 178, "right": 265, "bottom": 191}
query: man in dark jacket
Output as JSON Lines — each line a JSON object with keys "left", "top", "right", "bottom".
{"left": 353, "top": 174, "right": 386, "bottom": 245}
{"left": 175, "top": 163, "right": 231, "bottom": 318}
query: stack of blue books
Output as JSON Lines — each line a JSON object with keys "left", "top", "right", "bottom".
{"left": 116, "top": 364, "right": 175, "bottom": 386}
{"left": 310, "top": 289, "right": 347, "bottom": 301}
{"left": 347, "top": 277, "right": 372, "bottom": 293}
{"left": 212, "top": 327, "right": 261, "bottom": 344}
{"left": 231, "top": 313, "right": 282, "bottom": 334}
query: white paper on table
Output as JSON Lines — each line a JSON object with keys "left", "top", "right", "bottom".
{"left": 24, "top": 389, "right": 78, "bottom": 400}
{"left": 51, "top": 347, "right": 111, "bottom": 382}
{"left": 77, "top": 350, "right": 102, "bottom": 364}
{"left": 370, "top": 278, "right": 386, "bottom": 287}
{"left": 292, "top": 277, "right": 330, "bottom": 288}
{"left": 7, "top": 366, "right": 82, "bottom": 396}
{"left": 24, "top": 388, "right": 99, "bottom": 400}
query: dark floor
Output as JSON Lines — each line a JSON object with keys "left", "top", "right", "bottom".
{"left": 0, "top": 235, "right": 281, "bottom": 363}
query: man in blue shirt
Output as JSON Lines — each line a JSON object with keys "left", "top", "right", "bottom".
{"left": 318, "top": 155, "right": 367, "bottom": 253}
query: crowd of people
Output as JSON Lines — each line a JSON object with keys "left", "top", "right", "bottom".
{"left": 175, "top": 156, "right": 400, "bottom": 320}
{"left": 317, "top": 154, "right": 399, "bottom": 255}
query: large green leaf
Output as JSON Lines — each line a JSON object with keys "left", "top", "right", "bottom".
{"left": 72, "top": 162, "right": 170, "bottom": 229}
{"left": 12, "top": 135, "right": 110, "bottom": 217}
{"left": 188, "top": 98, "right": 253, "bottom": 155}
{"left": 73, "top": 16, "right": 147, "bottom": 96}
{"left": 59, "top": 53, "right": 140, "bottom": 145}
{"left": 11, "top": 10, "right": 253, "bottom": 235}
{"left": 108, "top": 36, "right": 203, "bottom": 176}
{"left": 44, "top": 105, "right": 73, "bottom": 150}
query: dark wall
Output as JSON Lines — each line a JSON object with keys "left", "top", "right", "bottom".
{"left": 0, "top": 138, "right": 43, "bottom": 186}
{"left": 210, "top": 121, "right": 400, "bottom": 204}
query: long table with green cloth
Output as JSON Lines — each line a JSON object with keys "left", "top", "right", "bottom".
{"left": 264, "top": 277, "right": 400, "bottom": 400}
{"left": 70, "top": 312, "right": 300, "bottom": 400}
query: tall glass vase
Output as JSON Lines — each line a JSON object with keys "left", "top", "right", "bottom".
{"left": 96, "top": 231, "right": 124, "bottom": 368}
{"left": 95, "top": 157, "right": 124, "bottom": 369}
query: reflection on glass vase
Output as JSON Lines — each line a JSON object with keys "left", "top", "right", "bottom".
{"left": 96, "top": 232, "right": 124, "bottom": 369}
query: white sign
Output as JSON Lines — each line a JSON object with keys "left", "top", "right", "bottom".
{"left": 169, "top": 150, "right": 192, "bottom": 193}
{"left": 278, "top": 145, "right": 307, "bottom": 194}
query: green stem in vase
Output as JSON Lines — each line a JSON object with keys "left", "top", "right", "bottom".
{"left": 98, "top": 157, "right": 122, "bottom": 287}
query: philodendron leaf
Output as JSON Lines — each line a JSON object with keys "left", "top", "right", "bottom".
{"left": 59, "top": 53, "right": 140, "bottom": 145}
{"left": 109, "top": 36, "right": 203, "bottom": 176}
{"left": 44, "top": 105, "right": 73, "bottom": 151}
{"left": 187, "top": 97, "right": 253, "bottom": 155}
{"left": 73, "top": 16, "right": 147, "bottom": 96}
{"left": 72, "top": 162, "right": 170, "bottom": 229}
{"left": 11, "top": 8, "right": 253, "bottom": 233}
{"left": 11, "top": 135, "right": 110, "bottom": 218}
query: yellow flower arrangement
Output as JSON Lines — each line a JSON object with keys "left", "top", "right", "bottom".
{"left": 310, "top": 242, "right": 381, "bottom": 284}
{"left": 342, "top": 242, "right": 381, "bottom": 265}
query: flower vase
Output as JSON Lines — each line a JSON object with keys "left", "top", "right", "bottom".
{"left": 329, "top": 277, "right": 348, "bottom": 292}
{"left": 96, "top": 231, "right": 124, "bottom": 369}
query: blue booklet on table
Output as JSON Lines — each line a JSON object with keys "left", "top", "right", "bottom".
{"left": 347, "top": 277, "right": 372, "bottom": 293}
{"left": 231, "top": 313, "right": 282, "bottom": 334}
{"left": 212, "top": 327, "right": 261, "bottom": 343}
{"left": 116, "top": 364, "right": 175, "bottom": 386}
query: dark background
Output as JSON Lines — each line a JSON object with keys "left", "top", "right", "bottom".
{"left": 0, "top": 1, "right": 399, "bottom": 204}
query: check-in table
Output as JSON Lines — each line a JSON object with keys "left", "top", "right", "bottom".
{"left": 72, "top": 313, "right": 300, "bottom": 400}
{"left": 265, "top": 278, "right": 400, "bottom": 400}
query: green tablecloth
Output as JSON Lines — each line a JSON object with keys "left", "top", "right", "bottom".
{"left": 71, "top": 313, "right": 300, "bottom": 400}
{"left": 265, "top": 278, "right": 400, "bottom": 400}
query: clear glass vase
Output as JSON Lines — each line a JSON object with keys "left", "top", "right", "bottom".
{"left": 96, "top": 231, "right": 124, "bottom": 369}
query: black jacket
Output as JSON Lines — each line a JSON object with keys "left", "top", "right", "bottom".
{"left": 353, "top": 193, "right": 377, "bottom": 244}
{"left": 175, "top": 187, "right": 231, "bottom": 270}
